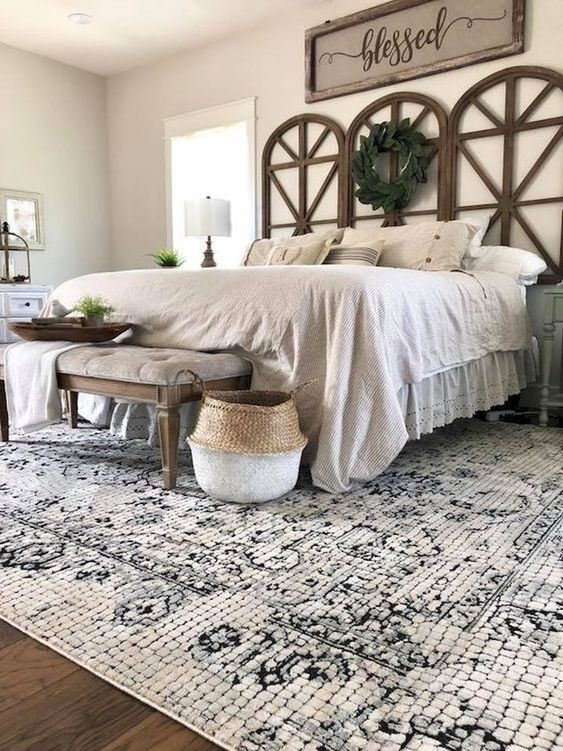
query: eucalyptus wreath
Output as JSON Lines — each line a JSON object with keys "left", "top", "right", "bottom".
{"left": 351, "top": 118, "right": 430, "bottom": 213}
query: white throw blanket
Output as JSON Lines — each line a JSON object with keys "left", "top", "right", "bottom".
{"left": 49, "top": 266, "right": 532, "bottom": 492}
{"left": 4, "top": 341, "right": 83, "bottom": 432}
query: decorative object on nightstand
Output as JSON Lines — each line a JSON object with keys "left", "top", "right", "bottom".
{"left": 539, "top": 288, "right": 563, "bottom": 426}
{"left": 0, "top": 197, "right": 48, "bottom": 340}
{"left": 0, "top": 221, "right": 31, "bottom": 283}
{"left": 185, "top": 196, "right": 231, "bottom": 268}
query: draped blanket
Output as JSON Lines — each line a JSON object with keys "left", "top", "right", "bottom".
{"left": 50, "top": 266, "right": 531, "bottom": 491}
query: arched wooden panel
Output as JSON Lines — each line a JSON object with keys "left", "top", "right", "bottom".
{"left": 344, "top": 92, "right": 448, "bottom": 228}
{"left": 449, "top": 65, "right": 563, "bottom": 282}
{"left": 262, "top": 114, "right": 346, "bottom": 238}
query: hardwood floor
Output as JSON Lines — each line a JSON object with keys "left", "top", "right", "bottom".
{"left": 0, "top": 619, "right": 222, "bottom": 751}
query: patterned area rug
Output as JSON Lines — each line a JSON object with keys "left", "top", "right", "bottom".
{"left": 0, "top": 421, "right": 561, "bottom": 751}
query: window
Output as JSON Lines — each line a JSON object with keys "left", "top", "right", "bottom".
{"left": 165, "top": 99, "right": 255, "bottom": 267}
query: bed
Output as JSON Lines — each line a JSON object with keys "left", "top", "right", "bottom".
{"left": 48, "top": 65, "right": 561, "bottom": 493}
{"left": 50, "top": 264, "right": 533, "bottom": 492}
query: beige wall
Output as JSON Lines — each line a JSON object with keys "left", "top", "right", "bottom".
{"left": 106, "top": 0, "right": 562, "bottom": 266}
{"left": 0, "top": 42, "right": 111, "bottom": 287}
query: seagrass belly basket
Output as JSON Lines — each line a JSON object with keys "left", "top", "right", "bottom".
{"left": 186, "top": 371, "right": 309, "bottom": 503}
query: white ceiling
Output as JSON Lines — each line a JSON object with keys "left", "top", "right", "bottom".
{"left": 0, "top": 0, "right": 325, "bottom": 77}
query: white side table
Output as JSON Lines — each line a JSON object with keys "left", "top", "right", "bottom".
{"left": 0, "top": 283, "right": 53, "bottom": 343}
{"left": 539, "top": 289, "right": 563, "bottom": 426}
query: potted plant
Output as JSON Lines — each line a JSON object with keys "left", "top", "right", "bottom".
{"left": 74, "top": 295, "right": 116, "bottom": 327}
{"left": 150, "top": 248, "right": 184, "bottom": 267}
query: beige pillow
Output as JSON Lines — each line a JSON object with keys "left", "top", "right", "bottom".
{"left": 244, "top": 228, "right": 344, "bottom": 266}
{"left": 342, "top": 221, "right": 478, "bottom": 272}
{"left": 242, "top": 238, "right": 275, "bottom": 267}
{"left": 266, "top": 236, "right": 334, "bottom": 265}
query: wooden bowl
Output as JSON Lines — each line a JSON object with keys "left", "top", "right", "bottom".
{"left": 8, "top": 321, "right": 132, "bottom": 343}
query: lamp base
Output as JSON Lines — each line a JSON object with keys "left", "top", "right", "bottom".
{"left": 201, "top": 236, "right": 216, "bottom": 268}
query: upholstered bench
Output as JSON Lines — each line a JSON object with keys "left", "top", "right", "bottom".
{"left": 0, "top": 344, "right": 251, "bottom": 489}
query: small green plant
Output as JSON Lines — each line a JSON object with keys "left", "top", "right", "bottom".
{"left": 150, "top": 248, "right": 184, "bottom": 267}
{"left": 74, "top": 295, "right": 116, "bottom": 320}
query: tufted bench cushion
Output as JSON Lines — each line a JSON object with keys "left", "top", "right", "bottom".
{"left": 0, "top": 343, "right": 251, "bottom": 384}
{"left": 49, "top": 344, "right": 251, "bottom": 385}
{"left": 0, "top": 343, "right": 252, "bottom": 489}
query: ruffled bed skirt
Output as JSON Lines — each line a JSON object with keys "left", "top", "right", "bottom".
{"left": 84, "top": 347, "right": 538, "bottom": 448}
{"left": 108, "top": 400, "right": 198, "bottom": 446}
{"left": 398, "top": 348, "right": 537, "bottom": 439}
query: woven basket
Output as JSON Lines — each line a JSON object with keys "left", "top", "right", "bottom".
{"left": 190, "top": 389, "right": 307, "bottom": 454}
{"left": 186, "top": 371, "right": 310, "bottom": 503}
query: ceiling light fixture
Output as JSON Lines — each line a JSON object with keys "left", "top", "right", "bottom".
{"left": 68, "top": 12, "right": 92, "bottom": 25}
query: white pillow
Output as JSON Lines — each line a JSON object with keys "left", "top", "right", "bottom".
{"left": 460, "top": 215, "right": 491, "bottom": 254}
{"left": 462, "top": 245, "right": 547, "bottom": 285}
{"left": 342, "top": 221, "right": 478, "bottom": 272}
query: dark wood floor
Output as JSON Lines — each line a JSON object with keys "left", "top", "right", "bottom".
{"left": 0, "top": 619, "right": 222, "bottom": 751}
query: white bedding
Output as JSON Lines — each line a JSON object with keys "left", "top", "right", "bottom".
{"left": 50, "top": 266, "right": 532, "bottom": 492}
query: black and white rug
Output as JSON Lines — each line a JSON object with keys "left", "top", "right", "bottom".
{"left": 0, "top": 421, "right": 561, "bottom": 751}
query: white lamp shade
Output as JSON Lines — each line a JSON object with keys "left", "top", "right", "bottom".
{"left": 185, "top": 197, "right": 231, "bottom": 238}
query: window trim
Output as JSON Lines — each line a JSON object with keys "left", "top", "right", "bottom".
{"left": 163, "top": 98, "right": 256, "bottom": 248}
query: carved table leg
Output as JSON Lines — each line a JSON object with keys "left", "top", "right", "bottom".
{"left": 539, "top": 321, "right": 555, "bottom": 428}
{"left": 0, "top": 380, "right": 9, "bottom": 442}
{"left": 157, "top": 385, "right": 181, "bottom": 490}
{"left": 65, "top": 390, "right": 78, "bottom": 429}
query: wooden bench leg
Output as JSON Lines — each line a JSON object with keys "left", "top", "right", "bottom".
{"left": 157, "top": 386, "right": 181, "bottom": 490}
{"left": 65, "top": 390, "right": 78, "bottom": 429}
{"left": 0, "top": 379, "right": 8, "bottom": 442}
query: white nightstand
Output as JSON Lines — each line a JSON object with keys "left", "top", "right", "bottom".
{"left": 539, "top": 289, "right": 563, "bottom": 426}
{"left": 0, "top": 284, "right": 52, "bottom": 343}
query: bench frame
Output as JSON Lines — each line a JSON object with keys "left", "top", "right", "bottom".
{"left": 0, "top": 367, "right": 250, "bottom": 490}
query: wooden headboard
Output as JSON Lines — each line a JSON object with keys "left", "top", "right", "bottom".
{"left": 262, "top": 65, "right": 563, "bottom": 283}
{"left": 262, "top": 114, "right": 346, "bottom": 236}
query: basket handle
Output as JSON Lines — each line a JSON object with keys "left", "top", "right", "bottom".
{"left": 292, "top": 378, "right": 317, "bottom": 396}
{"left": 182, "top": 369, "right": 207, "bottom": 394}
{"left": 179, "top": 369, "right": 315, "bottom": 396}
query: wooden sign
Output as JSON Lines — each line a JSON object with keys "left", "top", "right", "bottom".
{"left": 305, "top": 0, "right": 525, "bottom": 102}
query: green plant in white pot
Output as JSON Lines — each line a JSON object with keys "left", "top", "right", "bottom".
{"left": 74, "top": 295, "right": 116, "bottom": 327}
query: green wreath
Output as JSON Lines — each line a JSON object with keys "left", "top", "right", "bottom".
{"left": 351, "top": 118, "right": 430, "bottom": 213}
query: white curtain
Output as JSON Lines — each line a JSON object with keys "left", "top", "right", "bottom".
{"left": 171, "top": 121, "right": 253, "bottom": 267}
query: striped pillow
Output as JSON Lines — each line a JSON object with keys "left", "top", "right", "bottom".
{"left": 323, "top": 243, "right": 383, "bottom": 267}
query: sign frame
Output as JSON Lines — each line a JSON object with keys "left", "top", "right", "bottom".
{"left": 305, "top": 0, "right": 525, "bottom": 103}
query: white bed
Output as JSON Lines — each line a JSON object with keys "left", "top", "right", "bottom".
{"left": 50, "top": 264, "right": 534, "bottom": 493}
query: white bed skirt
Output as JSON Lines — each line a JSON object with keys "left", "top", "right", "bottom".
{"left": 399, "top": 347, "right": 537, "bottom": 439}
{"left": 84, "top": 347, "right": 537, "bottom": 451}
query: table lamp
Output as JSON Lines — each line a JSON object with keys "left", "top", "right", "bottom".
{"left": 185, "top": 196, "right": 231, "bottom": 268}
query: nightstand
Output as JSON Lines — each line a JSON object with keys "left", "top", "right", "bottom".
{"left": 539, "top": 289, "right": 563, "bottom": 426}
{"left": 0, "top": 284, "right": 52, "bottom": 343}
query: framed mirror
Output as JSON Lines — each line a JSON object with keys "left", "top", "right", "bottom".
{"left": 0, "top": 189, "right": 45, "bottom": 250}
